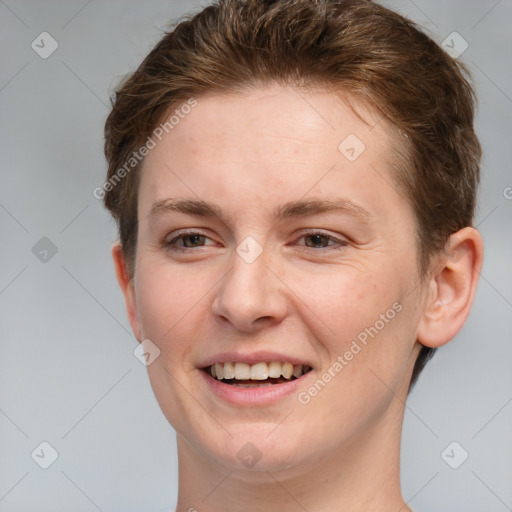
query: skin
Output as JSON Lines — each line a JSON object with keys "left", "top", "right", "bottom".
{"left": 113, "top": 84, "right": 483, "bottom": 511}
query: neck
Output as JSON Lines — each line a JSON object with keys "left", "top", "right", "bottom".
{"left": 174, "top": 399, "right": 410, "bottom": 512}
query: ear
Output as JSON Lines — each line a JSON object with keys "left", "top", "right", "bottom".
{"left": 417, "top": 227, "right": 484, "bottom": 348}
{"left": 112, "top": 241, "right": 141, "bottom": 341}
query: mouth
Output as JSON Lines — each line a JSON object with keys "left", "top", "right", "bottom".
{"left": 202, "top": 361, "right": 313, "bottom": 388}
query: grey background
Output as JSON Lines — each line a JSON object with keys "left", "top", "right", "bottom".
{"left": 0, "top": 0, "right": 511, "bottom": 510}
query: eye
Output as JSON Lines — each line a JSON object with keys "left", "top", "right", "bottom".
{"left": 295, "top": 231, "right": 348, "bottom": 251}
{"left": 165, "top": 231, "right": 216, "bottom": 250}
{"left": 163, "top": 230, "right": 347, "bottom": 253}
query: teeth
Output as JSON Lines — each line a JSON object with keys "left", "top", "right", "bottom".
{"left": 282, "top": 362, "right": 293, "bottom": 379}
{"left": 208, "top": 361, "right": 310, "bottom": 381}
{"left": 268, "top": 361, "right": 282, "bottom": 378}
{"left": 214, "top": 362, "right": 224, "bottom": 379}
{"left": 250, "top": 362, "right": 268, "bottom": 380}
{"left": 223, "top": 361, "right": 235, "bottom": 379}
{"left": 234, "top": 362, "right": 250, "bottom": 380}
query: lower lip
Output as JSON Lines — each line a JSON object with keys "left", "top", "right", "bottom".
{"left": 199, "top": 369, "right": 311, "bottom": 406}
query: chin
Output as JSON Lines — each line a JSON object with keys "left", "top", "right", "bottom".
{"left": 197, "top": 423, "right": 321, "bottom": 474}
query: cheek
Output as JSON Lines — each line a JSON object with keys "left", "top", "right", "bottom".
{"left": 134, "top": 258, "right": 225, "bottom": 369}
{"left": 133, "top": 263, "right": 213, "bottom": 431}
{"left": 289, "top": 263, "right": 398, "bottom": 341}
{"left": 294, "top": 271, "right": 415, "bottom": 438}
{"left": 135, "top": 263, "right": 197, "bottom": 344}
{"left": 290, "top": 263, "right": 416, "bottom": 390}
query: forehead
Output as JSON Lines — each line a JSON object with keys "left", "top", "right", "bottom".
{"left": 159, "top": 85, "right": 392, "bottom": 161}
{"left": 138, "top": 84, "right": 407, "bottom": 222}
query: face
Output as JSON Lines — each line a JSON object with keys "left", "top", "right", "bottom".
{"left": 123, "top": 84, "right": 428, "bottom": 474}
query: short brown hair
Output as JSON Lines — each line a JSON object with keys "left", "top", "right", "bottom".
{"left": 103, "top": 0, "right": 481, "bottom": 387}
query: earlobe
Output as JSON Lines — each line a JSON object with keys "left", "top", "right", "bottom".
{"left": 417, "top": 227, "right": 484, "bottom": 349}
{"left": 112, "top": 242, "right": 141, "bottom": 341}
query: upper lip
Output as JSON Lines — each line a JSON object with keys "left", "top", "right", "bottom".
{"left": 198, "top": 351, "right": 314, "bottom": 369}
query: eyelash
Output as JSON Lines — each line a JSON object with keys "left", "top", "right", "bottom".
{"left": 164, "top": 230, "right": 348, "bottom": 252}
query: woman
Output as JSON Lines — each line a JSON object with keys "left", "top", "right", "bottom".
{"left": 102, "top": 1, "right": 483, "bottom": 510}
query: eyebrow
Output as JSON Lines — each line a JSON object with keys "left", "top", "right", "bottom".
{"left": 275, "top": 198, "right": 371, "bottom": 221}
{"left": 148, "top": 198, "right": 372, "bottom": 222}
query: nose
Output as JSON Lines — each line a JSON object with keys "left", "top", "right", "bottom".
{"left": 211, "top": 247, "right": 288, "bottom": 333}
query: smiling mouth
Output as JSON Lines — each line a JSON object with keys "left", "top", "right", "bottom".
{"left": 203, "top": 361, "right": 313, "bottom": 388}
